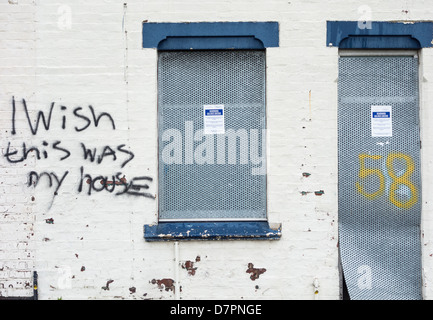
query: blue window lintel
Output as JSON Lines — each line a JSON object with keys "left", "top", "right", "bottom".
{"left": 143, "top": 221, "right": 282, "bottom": 242}
{"left": 326, "top": 21, "right": 433, "bottom": 49}
{"left": 142, "top": 21, "right": 279, "bottom": 50}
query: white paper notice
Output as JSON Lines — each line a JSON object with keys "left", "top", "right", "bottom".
{"left": 371, "top": 105, "right": 392, "bottom": 137}
{"left": 203, "top": 105, "right": 225, "bottom": 134}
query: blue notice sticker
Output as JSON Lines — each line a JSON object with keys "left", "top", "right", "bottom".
{"left": 205, "top": 109, "right": 223, "bottom": 116}
{"left": 372, "top": 111, "right": 390, "bottom": 118}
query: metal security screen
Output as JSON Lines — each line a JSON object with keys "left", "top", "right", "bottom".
{"left": 158, "top": 50, "right": 267, "bottom": 221}
{"left": 338, "top": 55, "right": 422, "bottom": 299}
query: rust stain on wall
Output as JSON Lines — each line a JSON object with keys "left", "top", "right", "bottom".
{"left": 100, "top": 176, "right": 127, "bottom": 186}
{"left": 246, "top": 263, "right": 266, "bottom": 281}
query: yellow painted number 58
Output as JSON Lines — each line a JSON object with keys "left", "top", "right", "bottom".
{"left": 356, "top": 152, "right": 418, "bottom": 209}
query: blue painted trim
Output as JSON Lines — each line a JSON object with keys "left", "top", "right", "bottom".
{"left": 143, "top": 222, "right": 282, "bottom": 241}
{"left": 327, "top": 21, "right": 433, "bottom": 49}
{"left": 340, "top": 35, "right": 420, "bottom": 49}
{"left": 142, "top": 22, "right": 279, "bottom": 49}
{"left": 158, "top": 36, "right": 264, "bottom": 50}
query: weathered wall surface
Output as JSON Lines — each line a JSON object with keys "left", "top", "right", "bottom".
{"left": 1, "top": 0, "right": 433, "bottom": 300}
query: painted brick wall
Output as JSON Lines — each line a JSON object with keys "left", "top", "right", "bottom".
{"left": 1, "top": 0, "right": 433, "bottom": 300}
{"left": 0, "top": 0, "right": 36, "bottom": 299}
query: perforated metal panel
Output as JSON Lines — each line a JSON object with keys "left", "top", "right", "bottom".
{"left": 338, "top": 55, "right": 422, "bottom": 299}
{"left": 158, "top": 50, "right": 267, "bottom": 221}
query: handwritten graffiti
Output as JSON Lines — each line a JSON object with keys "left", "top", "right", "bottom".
{"left": 355, "top": 152, "right": 418, "bottom": 209}
{"left": 79, "top": 167, "right": 154, "bottom": 199}
{"left": 5, "top": 141, "right": 71, "bottom": 163}
{"left": 28, "top": 171, "right": 69, "bottom": 196}
{"left": 11, "top": 97, "right": 115, "bottom": 135}
{"left": 4, "top": 97, "right": 154, "bottom": 200}
{"left": 80, "top": 143, "right": 134, "bottom": 168}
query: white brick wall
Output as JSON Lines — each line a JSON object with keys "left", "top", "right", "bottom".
{"left": 1, "top": 0, "right": 433, "bottom": 300}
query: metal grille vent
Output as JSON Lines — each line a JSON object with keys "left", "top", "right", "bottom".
{"left": 158, "top": 50, "right": 267, "bottom": 221}
{"left": 338, "top": 56, "right": 422, "bottom": 299}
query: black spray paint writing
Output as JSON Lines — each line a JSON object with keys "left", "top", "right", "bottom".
{"left": 80, "top": 143, "right": 134, "bottom": 168}
{"left": 78, "top": 167, "right": 155, "bottom": 199}
{"left": 28, "top": 171, "right": 69, "bottom": 196}
{"left": 5, "top": 97, "right": 154, "bottom": 200}
{"left": 11, "top": 97, "right": 116, "bottom": 135}
{"left": 5, "top": 140, "right": 71, "bottom": 163}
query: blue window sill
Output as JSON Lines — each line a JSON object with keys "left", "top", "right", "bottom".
{"left": 143, "top": 221, "right": 281, "bottom": 242}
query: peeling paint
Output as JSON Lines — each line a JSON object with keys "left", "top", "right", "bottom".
{"left": 246, "top": 263, "right": 266, "bottom": 281}
{"left": 144, "top": 222, "right": 281, "bottom": 241}
{"left": 151, "top": 278, "right": 175, "bottom": 292}
{"left": 182, "top": 260, "right": 198, "bottom": 276}
{"left": 158, "top": 233, "right": 173, "bottom": 239}
{"left": 314, "top": 190, "right": 325, "bottom": 196}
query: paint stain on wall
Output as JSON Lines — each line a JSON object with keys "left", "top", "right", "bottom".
{"left": 101, "top": 279, "right": 114, "bottom": 290}
{"left": 246, "top": 263, "right": 266, "bottom": 281}
{"left": 45, "top": 218, "right": 54, "bottom": 224}
{"left": 181, "top": 256, "right": 201, "bottom": 276}
{"left": 151, "top": 278, "right": 175, "bottom": 292}
{"left": 182, "top": 261, "right": 197, "bottom": 276}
